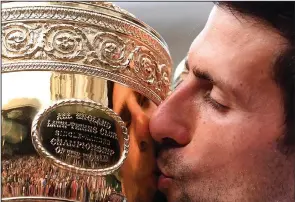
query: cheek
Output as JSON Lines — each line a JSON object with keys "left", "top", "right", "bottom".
{"left": 185, "top": 110, "right": 282, "bottom": 173}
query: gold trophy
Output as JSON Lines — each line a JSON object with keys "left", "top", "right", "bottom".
{"left": 1, "top": 2, "right": 172, "bottom": 201}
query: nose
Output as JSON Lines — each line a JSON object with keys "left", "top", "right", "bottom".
{"left": 149, "top": 82, "right": 194, "bottom": 146}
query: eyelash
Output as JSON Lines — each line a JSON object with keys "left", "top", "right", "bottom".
{"left": 204, "top": 91, "right": 228, "bottom": 111}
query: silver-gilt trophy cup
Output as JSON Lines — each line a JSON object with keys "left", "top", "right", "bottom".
{"left": 1, "top": 2, "right": 172, "bottom": 201}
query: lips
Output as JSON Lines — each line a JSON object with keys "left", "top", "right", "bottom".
{"left": 158, "top": 173, "right": 172, "bottom": 191}
{"left": 155, "top": 164, "right": 173, "bottom": 191}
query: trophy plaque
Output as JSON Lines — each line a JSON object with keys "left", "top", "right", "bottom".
{"left": 1, "top": 2, "right": 172, "bottom": 202}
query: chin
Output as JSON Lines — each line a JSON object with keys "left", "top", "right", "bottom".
{"left": 165, "top": 187, "right": 187, "bottom": 202}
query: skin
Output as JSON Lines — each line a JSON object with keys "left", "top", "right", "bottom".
{"left": 113, "top": 84, "right": 157, "bottom": 202}
{"left": 150, "top": 6, "right": 294, "bottom": 202}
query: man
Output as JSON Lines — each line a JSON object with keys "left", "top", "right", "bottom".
{"left": 150, "top": 2, "right": 295, "bottom": 202}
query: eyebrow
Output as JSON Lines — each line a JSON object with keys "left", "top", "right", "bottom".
{"left": 185, "top": 57, "right": 216, "bottom": 86}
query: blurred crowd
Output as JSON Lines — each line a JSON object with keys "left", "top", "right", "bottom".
{"left": 2, "top": 155, "right": 121, "bottom": 201}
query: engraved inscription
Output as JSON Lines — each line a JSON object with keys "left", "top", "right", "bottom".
{"left": 39, "top": 106, "right": 121, "bottom": 170}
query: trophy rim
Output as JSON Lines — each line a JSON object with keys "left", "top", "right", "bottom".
{"left": 1, "top": 1, "right": 170, "bottom": 55}
{"left": 2, "top": 1, "right": 172, "bottom": 102}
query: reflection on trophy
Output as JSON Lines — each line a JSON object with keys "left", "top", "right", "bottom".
{"left": 2, "top": 2, "right": 172, "bottom": 202}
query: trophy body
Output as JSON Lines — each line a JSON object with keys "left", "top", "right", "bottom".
{"left": 1, "top": 2, "right": 172, "bottom": 201}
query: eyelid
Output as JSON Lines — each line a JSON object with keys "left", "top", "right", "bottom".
{"left": 204, "top": 91, "right": 229, "bottom": 111}
{"left": 210, "top": 88, "right": 230, "bottom": 109}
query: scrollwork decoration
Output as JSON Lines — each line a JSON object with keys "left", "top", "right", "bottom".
{"left": 43, "top": 24, "right": 90, "bottom": 62}
{"left": 131, "top": 46, "right": 157, "bottom": 85}
{"left": 92, "top": 32, "right": 135, "bottom": 70}
{"left": 2, "top": 23, "right": 42, "bottom": 59}
{"left": 156, "top": 64, "right": 171, "bottom": 95}
{"left": 129, "top": 46, "right": 170, "bottom": 95}
{"left": 2, "top": 2, "right": 172, "bottom": 100}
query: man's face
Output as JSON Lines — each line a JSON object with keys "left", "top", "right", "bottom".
{"left": 150, "top": 6, "right": 293, "bottom": 202}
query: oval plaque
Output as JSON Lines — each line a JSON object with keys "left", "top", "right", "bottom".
{"left": 31, "top": 99, "right": 129, "bottom": 176}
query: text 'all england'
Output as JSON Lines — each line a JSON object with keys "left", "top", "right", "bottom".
{"left": 56, "top": 112, "right": 112, "bottom": 130}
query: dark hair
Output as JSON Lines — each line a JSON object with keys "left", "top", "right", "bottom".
{"left": 216, "top": 2, "right": 295, "bottom": 155}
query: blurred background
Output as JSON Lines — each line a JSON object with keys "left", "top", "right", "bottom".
{"left": 116, "top": 2, "right": 214, "bottom": 71}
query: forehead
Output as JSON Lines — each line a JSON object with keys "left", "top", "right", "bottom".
{"left": 188, "top": 6, "right": 287, "bottom": 81}
{"left": 185, "top": 6, "right": 289, "bottom": 112}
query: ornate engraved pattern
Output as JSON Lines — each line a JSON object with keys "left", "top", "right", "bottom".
{"left": 1, "top": 5, "right": 170, "bottom": 65}
{"left": 2, "top": 23, "right": 42, "bottom": 58}
{"left": 131, "top": 47, "right": 171, "bottom": 96}
{"left": 31, "top": 99, "right": 129, "bottom": 176}
{"left": 92, "top": 32, "right": 135, "bottom": 69}
{"left": 2, "top": 23, "right": 168, "bottom": 100}
{"left": 44, "top": 25, "right": 86, "bottom": 61}
{"left": 2, "top": 2, "right": 172, "bottom": 101}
